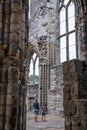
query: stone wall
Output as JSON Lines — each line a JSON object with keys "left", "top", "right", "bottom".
{"left": 63, "top": 59, "right": 87, "bottom": 130}
{"left": 26, "top": 84, "right": 39, "bottom": 111}
{"left": 29, "top": 0, "right": 59, "bottom": 111}
{"left": 48, "top": 64, "right": 63, "bottom": 114}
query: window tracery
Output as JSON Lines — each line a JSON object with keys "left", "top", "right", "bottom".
{"left": 59, "top": 0, "right": 77, "bottom": 62}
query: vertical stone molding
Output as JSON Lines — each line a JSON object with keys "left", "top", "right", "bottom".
{"left": 63, "top": 59, "right": 87, "bottom": 130}
{"left": 39, "top": 63, "right": 48, "bottom": 106}
{"left": 0, "top": 1, "right": 10, "bottom": 130}
{"left": 0, "top": 0, "right": 32, "bottom": 129}
{"left": 75, "top": 0, "right": 87, "bottom": 61}
{"left": 77, "top": 16, "right": 87, "bottom": 61}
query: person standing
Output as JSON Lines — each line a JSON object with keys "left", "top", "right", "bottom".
{"left": 33, "top": 99, "right": 39, "bottom": 122}
{"left": 41, "top": 104, "right": 47, "bottom": 122}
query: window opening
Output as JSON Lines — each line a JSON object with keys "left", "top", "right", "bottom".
{"left": 59, "top": 0, "right": 77, "bottom": 62}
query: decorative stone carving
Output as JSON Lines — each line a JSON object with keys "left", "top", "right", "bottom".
{"left": 32, "top": 2, "right": 48, "bottom": 20}
{"left": 41, "top": 21, "right": 48, "bottom": 26}
{"left": 38, "top": 36, "right": 47, "bottom": 59}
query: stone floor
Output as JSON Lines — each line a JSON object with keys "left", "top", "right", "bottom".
{"left": 26, "top": 112, "right": 64, "bottom": 130}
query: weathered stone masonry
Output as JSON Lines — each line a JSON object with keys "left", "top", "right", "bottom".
{"left": 0, "top": 1, "right": 28, "bottom": 130}
{"left": 29, "top": 0, "right": 63, "bottom": 114}
{"left": 62, "top": 1, "right": 87, "bottom": 130}
{"left": 63, "top": 59, "right": 87, "bottom": 130}
{"left": 0, "top": 0, "right": 87, "bottom": 130}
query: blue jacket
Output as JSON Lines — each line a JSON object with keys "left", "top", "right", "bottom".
{"left": 33, "top": 101, "right": 39, "bottom": 110}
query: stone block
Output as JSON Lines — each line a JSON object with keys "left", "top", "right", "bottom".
{"left": 1, "top": 83, "right": 8, "bottom": 95}
{"left": 64, "top": 100, "right": 72, "bottom": 116}
{"left": 10, "top": 13, "right": 20, "bottom": 24}
{"left": 21, "top": 22, "right": 25, "bottom": 31}
{"left": 77, "top": 100, "right": 87, "bottom": 117}
{"left": 21, "top": 32, "right": 25, "bottom": 40}
{"left": 8, "top": 67, "right": 19, "bottom": 83}
{"left": 71, "top": 100, "right": 77, "bottom": 116}
{"left": 2, "top": 67, "right": 8, "bottom": 82}
{"left": 0, "top": 5, "right": 3, "bottom": 13}
{"left": 0, "top": 95, "right": 6, "bottom": 105}
{"left": 4, "top": 4, "right": 10, "bottom": 13}
{"left": 10, "top": 33, "right": 19, "bottom": 43}
{"left": 0, "top": 68, "right": 2, "bottom": 82}
{"left": 62, "top": 59, "right": 83, "bottom": 74}
{"left": 11, "top": 2, "right": 21, "bottom": 13}
{"left": 64, "top": 100, "right": 77, "bottom": 116}
{"left": 9, "top": 117, "right": 17, "bottom": 128}
{"left": 7, "top": 83, "right": 18, "bottom": 94}
{"left": 0, "top": 105, "right": 5, "bottom": 115}
{"left": 49, "top": 25, "right": 55, "bottom": 34}
{"left": 5, "top": 116, "right": 11, "bottom": 128}
{"left": 10, "top": 24, "right": 20, "bottom": 33}
{"left": 6, "top": 106, "right": 12, "bottom": 115}
{"left": 63, "top": 81, "right": 71, "bottom": 100}
{"left": 3, "top": 33, "right": 9, "bottom": 43}
{"left": 0, "top": 23, "right": 2, "bottom": 30}
{"left": 22, "top": 12, "right": 25, "bottom": 22}
{"left": 65, "top": 117, "right": 72, "bottom": 129}
{"left": 84, "top": 72, "right": 87, "bottom": 85}
{"left": 0, "top": 116, "right": 4, "bottom": 129}
{"left": 65, "top": 126, "right": 72, "bottom": 130}
{"left": 72, "top": 126, "right": 87, "bottom": 130}
{"left": 78, "top": 82, "right": 87, "bottom": 99}
{"left": 0, "top": 13, "right": 2, "bottom": 21}
{"left": 63, "top": 73, "right": 87, "bottom": 100}
{"left": 81, "top": 119, "right": 87, "bottom": 127}
{"left": 83, "top": 61, "right": 87, "bottom": 71}
{"left": 9, "top": 57, "right": 20, "bottom": 66}
{"left": 63, "top": 72, "right": 84, "bottom": 83}
{"left": 6, "top": 95, "right": 16, "bottom": 105}
{"left": 71, "top": 115, "right": 81, "bottom": 126}
{"left": 71, "top": 81, "right": 87, "bottom": 99}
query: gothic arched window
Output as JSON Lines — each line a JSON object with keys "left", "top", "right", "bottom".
{"left": 29, "top": 53, "right": 39, "bottom": 76}
{"left": 59, "top": 0, "right": 77, "bottom": 62}
{"left": 29, "top": 0, "right": 30, "bottom": 19}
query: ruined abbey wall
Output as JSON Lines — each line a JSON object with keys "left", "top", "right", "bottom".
{"left": 0, "top": 0, "right": 87, "bottom": 130}
{"left": 0, "top": 1, "right": 28, "bottom": 129}
{"left": 29, "top": 0, "right": 63, "bottom": 114}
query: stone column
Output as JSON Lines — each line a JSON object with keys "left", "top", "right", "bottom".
{"left": 75, "top": 0, "right": 87, "bottom": 61}
{"left": 63, "top": 59, "right": 87, "bottom": 130}
{"left": 0, "top": 0, "right": 10, "bottom": 129}
{"left": 0, "top": 1, "right": 4, "bottom": 129}
{"left": 77, "top": 16, "right": 87, "bottom": 61}
{"left": 39, "top": 63, "right": 48, "bottom": 106}
{"left": 5, "top": 1, "right": 22, "bottom": 130}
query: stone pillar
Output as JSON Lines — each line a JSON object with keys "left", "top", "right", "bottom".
{"left": 63, "top": 59, "right": 87, "bottom": 130}
{"left": 39, "top": 64, "right": 48, "bottom": 106}
{"left": 5, "top": 1, "right": 21, "bottom": 130}
{"left": 77, "top": 16, "right": 87, "bottom": 61}
{"left": 0, "top": 0, "right": 10, "bottom": 129}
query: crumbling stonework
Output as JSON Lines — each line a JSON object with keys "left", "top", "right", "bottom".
{"left": 0, "top": 1, "right": 28, "bottom": 130}
{"left": 0, "top": 0, "right": 87, "bottom": 130}
{"left": 29, "top": 0, "right": 63, "bottom": 114}
{"left": 63, "top": 59, "right": 87, "bottom": 130}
